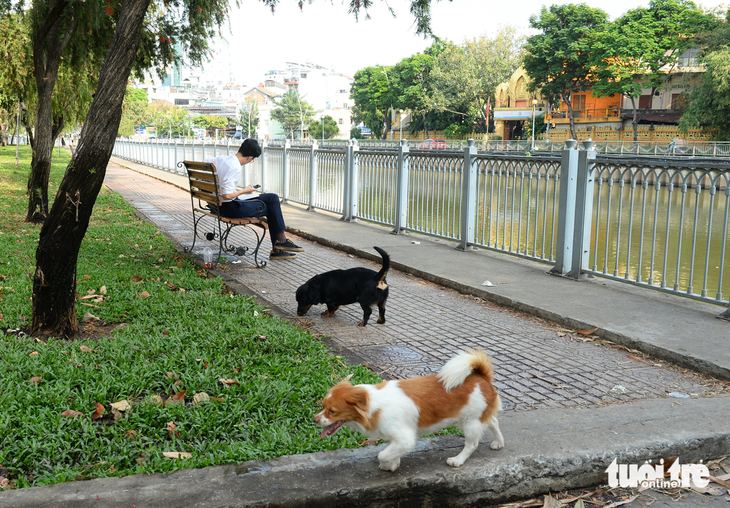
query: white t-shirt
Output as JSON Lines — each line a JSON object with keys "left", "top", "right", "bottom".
{"left": 203, "top": 154, "right": 257, "bottom": 203}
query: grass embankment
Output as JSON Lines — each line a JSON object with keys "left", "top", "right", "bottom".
{"left": 0, "top": 146, "right": 380, "bottom": 489}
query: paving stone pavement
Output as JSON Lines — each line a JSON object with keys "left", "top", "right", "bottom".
{"left": 103, "top": 162, "right": 727, "bottom": 414}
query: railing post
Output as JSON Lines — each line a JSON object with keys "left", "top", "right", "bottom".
{"left": 341, "top": 141, "right": 352, "bottom": 220}
{"left": 457, "top": 139, "right": 478, "bottom": 251}
{"left": 550, "top": 139, "right": 580, "bottom": 276}
{"left": 261, "top": 139, "right": 268, "bottom": 192}
{"left": 392, "top": 139, "right": 410, "bottom": 234}
{"left": 566, "top": 139, "right": 597, "bottom": 279}
{"left": 282, "top": 139, "right": 291, "bottom": 202}
{"left": 343, "top": 139, "right": 359, "bottom": 222}
{"left": 308, "top": 140, "right": 318, "bottom": 210}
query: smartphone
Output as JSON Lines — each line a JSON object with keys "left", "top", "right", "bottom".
{"left": 252, "top": 184, "right": 261, "bottom": 189}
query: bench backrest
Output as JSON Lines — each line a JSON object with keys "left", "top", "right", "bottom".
{"left": 184, "top": 160, "right": 221, "bottom": 206}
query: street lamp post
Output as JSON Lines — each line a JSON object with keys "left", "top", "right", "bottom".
{"left": 531, "top": 99, "right": 538, "bottom": 152}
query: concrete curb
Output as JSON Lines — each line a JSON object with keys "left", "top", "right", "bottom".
{"left": 2, "top": 394, "right": 728, "bottom": 507}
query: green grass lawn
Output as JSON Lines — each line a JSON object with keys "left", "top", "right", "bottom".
{"left": 0, "top": 145, "right": 381, "bottom": 489}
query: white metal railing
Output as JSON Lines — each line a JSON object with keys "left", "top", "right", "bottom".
{"left": 111, "top": 138, "right": 730, "bottom": 317}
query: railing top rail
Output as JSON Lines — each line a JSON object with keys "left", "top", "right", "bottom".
{"left": 594, "top": 154, "right": 730, "bottom": 171}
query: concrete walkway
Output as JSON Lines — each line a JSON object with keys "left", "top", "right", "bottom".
{"left": 1, "top": 157, "right": 729, "bottom": 508}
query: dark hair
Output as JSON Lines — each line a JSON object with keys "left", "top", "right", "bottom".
{"left": 238, "top": 138, "right": 261, "bottom": 158}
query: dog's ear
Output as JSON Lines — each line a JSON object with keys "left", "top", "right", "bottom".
{"left": 345, "top": 389, "right": 372, "bottom": 426}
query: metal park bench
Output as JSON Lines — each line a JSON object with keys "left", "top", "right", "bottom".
{"left": 180, "top": 160, "right": 267, "bottom": 268}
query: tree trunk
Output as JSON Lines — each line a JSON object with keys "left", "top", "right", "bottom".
{"left": 562, "top": 91, "right": 578, "bottom": 141}
{"left": 31, "top": 0, "right": 151, "bottom": 338}
{"left": 25, "top": 0, "right": 67, "bottom": 223}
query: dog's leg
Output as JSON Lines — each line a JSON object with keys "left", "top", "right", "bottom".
{"left": 376, "top": 301, "right": 386, "bottom": 324}
{"left": 358, "top": 304, "right": 373, "bottom": 327}
{"left": 488, "top": 417, "right": 504, "bottom": 450}
{"left": 447, "top": 419, "right": 484, "bottom": 467}
{"left": 377, "top": 437, "right": 416, "bottom": 472}
{"left": 322, "top": 304, "right": 340, "bottom": 317}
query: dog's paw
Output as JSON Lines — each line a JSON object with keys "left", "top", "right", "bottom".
{"left": 446, "top": 456, "right": 465, "bottom": 467}
{"left": 490, "top": 438, "right": 505, "bottom": 450}
{"left": 376, "top": 317, "right": 385, "bottom": 324}
{"left": 379, "top": 459, "right": 400, "bottom": 472}
{"left": 357, "top": 320, "right": 367, "bottom": 327}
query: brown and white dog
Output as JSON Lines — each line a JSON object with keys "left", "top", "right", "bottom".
{"left": 314, "top": 349, "right": 504, "bottom": 471}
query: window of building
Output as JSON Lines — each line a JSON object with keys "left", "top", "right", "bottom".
{"left": 339, "top": 118, "right": 343, "bottom": 124}
{"left": 671, "top": 93, "right": 687, "bottom": 110}
{"left": 638, "top": 95, "right": 651, "bottom": 109}
{"left": 174, "top": 99, "right": 189, "bottom": 105}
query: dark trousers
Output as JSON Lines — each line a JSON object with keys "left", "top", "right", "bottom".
{"left": 219, "top": 193, "right": 285, "bottom": 245}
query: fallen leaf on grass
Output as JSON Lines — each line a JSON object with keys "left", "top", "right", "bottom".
{"left": 82, "top": 312, "right": 100, "bottom": 323}
{"left": 29, "top": 351, "right": 39, "bottom": 356}
{"left": 100, "top": 285, "right": 107, "bottom": 295}
{"left": 111, "top": 408, "right": 122, "bottom": 421}
{"left": 79, "top": 345, "right": 97, "bottom": 353}
{"left": 123, "top": 430, "right": 138, "bottom": 439}
{"left": 0, "top": 476, "right": 8, "bottom": 488}
{"left": 360, "top": 439, "right": 380, "bottom": 446}
{"left": 131, "top": 275, "right": 143, "bottom": 282}
{"left": 168, "top": 390, "right": 186, "bottom": 404}
{"left": 110, "top": 400, "right": 131, "bottom": 411}
{"left": 219, "top": 378, "right": 240, "bottom": 387}
{"left": 61, "top": 410, "right": 85, "bottom": 418}
{"left": 163, "top": 452, "right": 191, "bottom": 459}
{"left": 91, "top": 402, "right": 105, "bottom": 420}
{"left": 192, "top": 392, "right": 210, "bottom": 405}
{"left": 29, "top": 376, "right": 42, "bottom": 384}
{"left": 139, "top": 291, "right": 150, "bottom": 298}
{"left": 166, "top": 421, "right": 181, "bottom": 439}
{"left": 136, "top": 457, "right": 148, "bottom": 465}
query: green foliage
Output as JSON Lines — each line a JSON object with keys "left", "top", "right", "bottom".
{"left": 119, "top": 87, "right": 150, "bottom": 137}
{"left": 308, "top": 115, "right": 340, "bottom": 139}
{"left": 350, "top": 66, "right": 392, "bottom": 139}
{"left": 270, "top": 90, "right": 316, "bottom": 139}
{"left": 523, "top": 3, "right": 609, "bottom": 138}
{"left": 193, "top": 114, "right": 227, "bottom": 132}
{"left": 430, "top": 27, "right": 525, "bottom": 132}
{"left": 350, "top": 127, "right": 366, "bottom": 140}
{"left": 679, "top": 48, "right": 730, "bottom": 139}
{"left": 0, "top": 145, "right": 381, "bottom": 489}
{"left": 591, "top": 0, "right": 717, "bottom": 106}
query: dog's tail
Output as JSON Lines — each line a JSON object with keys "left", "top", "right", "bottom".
{"left": 437, "top": 349, "right": 494, "bottom": 392}
{"left": 373, "top": 246, "right": 390, "bottom": 288}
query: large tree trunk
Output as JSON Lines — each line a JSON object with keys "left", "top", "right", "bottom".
{"left": 31, "top": 0, "right": 151, "bottom": 337}
{"left": 562, "top": 91, "right": 578, "bottom": 141}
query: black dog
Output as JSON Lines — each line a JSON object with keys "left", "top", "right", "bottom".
{"left": 296, "top": 246, "right": 390, "bottom": 326}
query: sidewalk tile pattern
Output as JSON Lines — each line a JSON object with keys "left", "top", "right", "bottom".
{"left": 104, "top": 163, "right": 722, "bottom": 412}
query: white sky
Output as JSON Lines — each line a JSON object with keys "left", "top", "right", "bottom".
{"left": 225, "top": 0, "right": 728, "bottom": 86}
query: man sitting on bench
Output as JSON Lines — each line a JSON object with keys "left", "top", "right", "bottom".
{"left": 204, "top": 138, "right": 303, "bottom": 260}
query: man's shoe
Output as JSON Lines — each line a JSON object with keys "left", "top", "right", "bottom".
{"left": 274, "top": 240, "right": 304, "bottom": 252}
{"left": 270, "top": 250, "right": 297, "bottom": 260}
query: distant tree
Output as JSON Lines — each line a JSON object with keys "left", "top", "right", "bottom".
{"left": 308, "top": 115, "right": 340, "bottom": 139}
{"left": 523, "top": 4, "right": 609, "bottom": 140}
{"left": 679, "top": 47, "right": 730, "bottom": 139}
{"left": 271, "top": 89, "right": 315, "bottom": 139}
{"left": 391, "top": 52, "right": 438, "bottom": 137}
{"left": 118, "top": 87, "right": 149, "bottom": 137}
{"left": 239, "top": 100, "right": 260, "bottom": 138}
{"left": 350, "top": 66, "right": 392, "bottom": 139}
{"left": 193, "top": 114, "right": 227, "bottom": 135}
{"left": 430, "top": 26, "right": 525, "bottom": 133}
{"left": 591, "top": 0, "right": 717, "bottom": 143}
{"left": 350, "top": 127, "right": 366, "bottom": 140}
